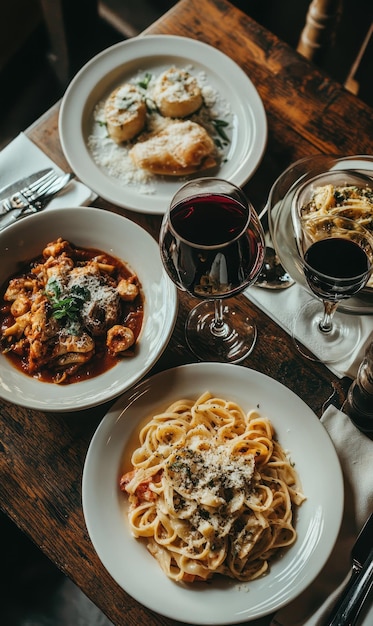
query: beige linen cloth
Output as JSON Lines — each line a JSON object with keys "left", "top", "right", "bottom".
{"left": 271, "top": 405, "right": 373, "bottom": 626}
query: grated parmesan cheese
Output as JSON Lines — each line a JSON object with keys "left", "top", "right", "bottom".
{"left": 87, "top": 65, "right": 232, "bottom": 195}
{"left": 167, "top": 445, "right": 255, "bottom": 541}
{"left": 114, "top": 84, "right": 143, "bottom": 110}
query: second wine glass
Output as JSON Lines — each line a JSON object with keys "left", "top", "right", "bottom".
{"left": 292, "top": 211, "right": 373, "bottom": 363}
{"left": 159, "top": 178, "right": 265, "bottom": 362}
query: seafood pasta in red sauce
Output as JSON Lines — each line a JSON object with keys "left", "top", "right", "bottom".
{"left": 0, "top": 238, "right": 144, "bottom": 384}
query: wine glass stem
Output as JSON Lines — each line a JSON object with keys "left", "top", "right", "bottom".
{"left": 319, "top": 301, "right": 339, "bottom": 333}
{"left": 211, "top": 299, "right": 227, "bottom": 336}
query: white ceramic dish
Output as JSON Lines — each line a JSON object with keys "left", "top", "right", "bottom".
{"left": 82, "top": 362, "right": 344, "bottom": 625}
{"left": 0, "top": 207, "right": 177, "bottom": 412}
{"left": 59, "top": 35, "right": 267, "bottom": 214}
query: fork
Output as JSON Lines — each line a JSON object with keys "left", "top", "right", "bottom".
{"left": 0, "top": 172, "right": 74, "bottom": 231}
{"left": 22, "top": 172, "right": 74, "bottom": 214}
{"left": 1, "top": 169, "right": 59, "bottom": 213}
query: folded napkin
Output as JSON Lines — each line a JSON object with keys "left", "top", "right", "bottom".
{"left": 0, "top": 132, "right": 96, "bottom": 208}
{"left": 271, "top": 404, "right": 373, "bottom": 626}
{"left": 246, "top": 284, "right": 373, "bottom": 379}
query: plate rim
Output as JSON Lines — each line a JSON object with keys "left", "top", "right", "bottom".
{"left": 59, "top": 34, "right": 268, "bottom": 215}
{"left": 82, "top": 362, "right": 344, "bottom": 624}
{"left": 0, "top": 206, "right": 178, "bottom": 412}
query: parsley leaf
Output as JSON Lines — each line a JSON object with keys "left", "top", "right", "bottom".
{"left": 45, "top": 279, "right": 90, "bottom": 323}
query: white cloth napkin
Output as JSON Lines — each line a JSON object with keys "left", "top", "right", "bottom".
{"left": 271, "top": 404, "right": 373, "bottom": 626}
{"left": 246, "top": 284, "right": 373, "bottom": 379}
{"left": 0, "top": 132, "right": 96, "bottom": 208}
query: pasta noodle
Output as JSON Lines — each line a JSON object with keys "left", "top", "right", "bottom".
{"left": 300, "top": 183, "right": 373, "bottom": 288}
{"left": 300, "top": 183, "right": 373, "bottom": 229}
{"left": 0, "top": 238, "right": 143, "bottom": 383}
{"left": 119, "top": 392, "right": 305, "bottom": 583}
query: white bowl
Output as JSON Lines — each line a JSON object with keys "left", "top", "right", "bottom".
{"left": 0, "top": 207, "right": 177, "bottom": 411}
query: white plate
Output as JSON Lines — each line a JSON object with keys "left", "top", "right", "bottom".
{"left": 82, "top": 363, "right": 343, "bottom": 624}
{"left": 59, "top": 35, "right": 267, "bottom": 214}
{"left": 0, "top": 207, "right": 177, "bottom": 411}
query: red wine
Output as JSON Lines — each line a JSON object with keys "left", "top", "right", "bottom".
{"left": 304, "top": 237, "right": 370, "bottom": 300}
{"left": 160, "top": 194, "right": 264, "bottom": 298}
{"left": 170, "top": 194, "right": 249, "bottom": 245}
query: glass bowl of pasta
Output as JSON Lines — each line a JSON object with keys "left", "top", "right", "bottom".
{"left": 82, "top": 362, "right": 344, "bottom": 625}
{"left": 268, "top": 154, "right": 373, "bottom": 314}
{"left": 0, "top": 206, "right": 177, "bottom": 411}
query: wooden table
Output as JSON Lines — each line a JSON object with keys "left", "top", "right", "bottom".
{"left": 1, "top": 0, "right": 373, "bottom": 624}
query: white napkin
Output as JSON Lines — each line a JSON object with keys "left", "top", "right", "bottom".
{"left": 0, "top": 132, "right": 97, "bottom": 208}
{"left": 271, "top": 404, "right": 373, "bottom": 626}
{"left": 246, "top": 284, "right": 373, "bottom": 379}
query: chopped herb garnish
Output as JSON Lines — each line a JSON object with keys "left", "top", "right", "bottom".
{"left": 45, "top": 278, "right": 90, "bottom": 323}
{"left": 144, "top": 97, "right": 158, "bottom": 113}
{"left": 214, "top": 138, "right": 224, "bottom": 149}
{"left": 199, "top": 508, "right": 210, "bottom": 520}
{"left": 212, "top": 119, "right": 230, "bottom": 142}
{"left": 138, "top": 72, "right": 152, "bottom": 89}
{"left": 119, "top": 96, "right": 138, "bottom": 110}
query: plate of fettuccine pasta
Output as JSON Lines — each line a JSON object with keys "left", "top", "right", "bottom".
{"left": 82, "top": 362, "right": 343, "bottom": 624}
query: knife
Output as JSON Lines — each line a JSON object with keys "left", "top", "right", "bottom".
{"left": 323, "top": 512, "right": 373, "bottom": 625}
{"left": 0, "top": 171, "right": 74, "bottom": 231}
{"left": 271, "top": 512, "right": 373, "bottom": 626}
{"left": 0, "top": 169, "right": 53, "bottom": 209}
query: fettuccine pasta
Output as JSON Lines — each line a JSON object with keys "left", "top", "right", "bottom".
{"left": 299, "top": 183, "right": 373, "bottom": 288}
{"left": 119, "top": 392, "right": 305, "bottom": 583}
{"left": 300, "top": 183, "right": 373, "bottom": 229}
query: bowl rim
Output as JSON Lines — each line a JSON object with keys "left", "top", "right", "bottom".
{"left": 0, "top": 206, "right": 178, "bottom": 412}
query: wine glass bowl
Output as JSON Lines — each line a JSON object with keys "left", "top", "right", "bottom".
{"left": 159, "top": 178, "right": 265, "bottom": 362}
{"left": 289, "top": 169, "right": 373, "bottom": 362}
{"left": 268, "top": 155, "right": 373, "bottom": 312}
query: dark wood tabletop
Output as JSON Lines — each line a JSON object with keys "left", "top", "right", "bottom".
{"left": 1, "top": 0, "right": 373, "bottom": 624}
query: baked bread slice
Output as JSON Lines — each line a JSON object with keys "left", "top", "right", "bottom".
{"left": 104, "top": 84, "right": 147, "bottom": 143}
{"left": 153, "top": 67, "right": 203, "bottom": 118}
{"left": 129, "top": 120, "right": 217, "bottom": 176}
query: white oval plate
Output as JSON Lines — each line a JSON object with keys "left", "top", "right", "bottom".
{"left": 59, "top": 35, "right": 267, "bottom": 214}
{"left": 82, "top": 362, "right": 343, "bottom": 624}
{"left": 0, "top": 207, "right": 177, "bottom": 411}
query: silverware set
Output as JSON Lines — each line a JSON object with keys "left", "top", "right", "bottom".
{"left": 0, "top": 168, "right": 74, "bottom": 230}
{"left": 325, "top": 511, "right": 373, "bottom": 626}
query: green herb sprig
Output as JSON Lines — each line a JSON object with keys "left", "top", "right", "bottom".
{"left": 45, "top": 278, "right": 90, "bottom": 323}
{"left": 211, "top": 119, "right": 230, "bottom": 142}
{"left": 138, "top": 72, "right": 152, "bottom": 89}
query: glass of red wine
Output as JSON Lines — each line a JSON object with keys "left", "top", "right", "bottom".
{"left": 291, "top": 197, "right": 373, "bottom": 363}
{"left": 159, "top": 178, "right": 265, "bottom": 362}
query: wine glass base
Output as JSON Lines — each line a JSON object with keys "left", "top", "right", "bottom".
{"left": 185, "top": 300, "right": 257, "bottom": 363}
{"left": 292, "top": 299, "right": 362, "bottom": 363}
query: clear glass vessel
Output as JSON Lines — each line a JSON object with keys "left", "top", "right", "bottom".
{"left": 288, "top": 169, "right": 373, "bottom": 362}
{"left": 159, "top": 178, "right": 265, "bottom": 363}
